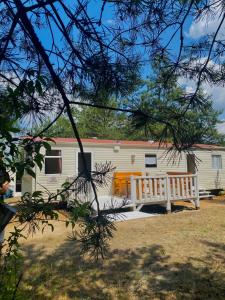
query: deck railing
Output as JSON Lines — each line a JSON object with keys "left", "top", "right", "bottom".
{"left": 130, "top": 174, "right": 199, "bottom": 211}
{"left": 65, "top": 173, "right": 199, "bottom": 211}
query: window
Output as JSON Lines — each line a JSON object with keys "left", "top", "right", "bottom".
{"left": 78, "top": 152, "right": 92, "bottom": 177}
{"left": 45, "top": 150, "right": 62, "bottom": 174}
{"left": 145, "top": 154, "right": 157, "bottom": 168}
{"left": 212, "top": 155, "right": 222, "bottom": 170}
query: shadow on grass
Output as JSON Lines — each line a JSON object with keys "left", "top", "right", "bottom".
{"left": 17, "top": 238, "right": 225, "bottom": 300}
{"left": 141, "top": 202, "right": 195, "bottom": 214}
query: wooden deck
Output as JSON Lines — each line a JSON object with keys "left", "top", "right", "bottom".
{"left": 130, "top": 174, "right": 199, "bottom": 212}
{"left": 66, "top": 172, "right": 200, "bottom": 212}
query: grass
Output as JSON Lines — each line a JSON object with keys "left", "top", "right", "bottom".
{"left": 4, "top": 196, "right": 21, "bottom": 204}
{"left": 5, "top": 198, "right": 225, "bottom": 300}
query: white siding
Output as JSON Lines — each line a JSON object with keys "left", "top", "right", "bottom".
{"left": 194, "top": 149, "right": 225, "bottom": 189}
{"left": 25, "top": 143, "right": 187, "bottom": 197}
{"left": 92, "top": 146, "right": 187, "bottom": 196}
{"left": 22, "top": 142, "right": 225, "bottom": 197}
{"left": 34, "top": 146, "right": 76, "bottom": 196}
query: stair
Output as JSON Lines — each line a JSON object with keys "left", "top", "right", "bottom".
{"left": 199, "top": 189, "right": 214, "bottom": 199}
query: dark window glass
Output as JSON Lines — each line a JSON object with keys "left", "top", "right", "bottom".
{"left": 45, "top": 150, "right": 62, "bottom": 174}
{"left": 78, "top": 153, "right": 92, "bottom": 177}
{"left": 16, "top": 179, "right": 22, "bottom": 192}
{"left": 145, "top": 154, "right": 157, "bottom": 168}
{"left": 45, "top": 157, "right": 62, "bottom": 174}
{"left": 46, "top": 150, "right": 62, "bottom": 156}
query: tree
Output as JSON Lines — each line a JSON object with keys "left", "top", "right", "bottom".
{"left": 1, "top": 1, "right": 225, "bottom": 296}
{"left": 130, "top": 56, "right": 225, "bottom": 145}
{"left": 74, "top": 103, "right": 128, "bottom": 139}
{"left": 0, "top": 0, "right": 141, "bottom": 264}
{"left": 35, "top": 56, "right": 224, "bottom": 145}
{"left": 33, "top": 100, "right": 130, "bottom": 140}
{"left": 1, "top": 0, "right": 225, "bottom": 281}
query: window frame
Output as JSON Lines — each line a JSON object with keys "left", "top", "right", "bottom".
{"left": 45, "top": 149, "right": 62, "bottom": 175}
{"left": 145, "top": 154, "right": 157, "bottom": 168}
{"left": 212, "top": 154, "right": 222, "bottom": 170}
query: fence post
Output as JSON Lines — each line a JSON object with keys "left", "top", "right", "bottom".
{"left": 194, "top": 174, "right": 200, "bottom": 209}
{"left": 130, "top": 176, "right": 137, "bottom": 209}
{"left": 166, "top": 175, "right": 171, "bottom": 213}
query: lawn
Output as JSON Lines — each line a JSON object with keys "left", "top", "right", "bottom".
{"left": 5, "top": 198, "right": 225, "bottom": 300}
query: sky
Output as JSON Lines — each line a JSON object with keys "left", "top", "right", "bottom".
{"left": 103, "top": 2, "right": 225, "bottom": 123}
{"left": 183, "top": 7, "right": 225, "bottom": 131}
{"left": 35, "top": 1, "right": 225, "bottom": 131}
{"left": 182, "top": 3, "right": 225, "bottom": 124}
{"left": 183, "top": 13, "right": 225, "bottom": 124}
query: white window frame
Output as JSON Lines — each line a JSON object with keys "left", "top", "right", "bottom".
{"left": 212, "top": 154, "right": 222, "bottom": 170}
{"left": 145, "top": 154, "right": 157, "bottom": 168}
{"left": 45, "top": 149, "right": 62, "bottom": 175}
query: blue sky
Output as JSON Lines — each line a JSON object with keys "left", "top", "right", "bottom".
{"left": 100, "top": 1, "right": 225, "bottom": 121}
{"left": 37, "top": 1, "right": 225, "bottom": 123}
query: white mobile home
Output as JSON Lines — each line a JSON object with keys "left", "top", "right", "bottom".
{"left": 21, "top": 138, "right": 225, "bottom": 199}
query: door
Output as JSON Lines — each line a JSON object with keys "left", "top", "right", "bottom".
{"left": 78, "top": 152, "right": 92, "bottom": 177}
{"left": 187, "top": 154, "right": 196, "bottom": 174}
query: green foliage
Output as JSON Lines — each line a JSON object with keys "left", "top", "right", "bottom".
{"left": 0, "top": 78, "right": 52, "bottom": 192}
{"left": 33, "top": 115, "right": 73, "bottom": 138}
{"left": 17, "top": 192, "right": 59, "bottom": 233}
{"left": 33, "top": 69, "right": 224, "bottom": 145}
{"left": 0, "top": 81, "right": 67, "bottom": 299}
{"left": 1, "top": 5, "right": 225, "bottom": 296}
{"left": 71, "top": 201, "right": 91, "bottom": 222}
{"left": 33, "top": 101, "right": 131, "bottom": 140}
{"left": 130, "top": 56, "right": 225, "bottom": 146}
{"left": 67, "top": 201, "right": 91, "bottom": 230}
{"left": 76, "top": 103, "right": 128, "bottom": 139}
{"left": 78, "top": 214, "right": 116, "bottom": 260}
{"left": 0, "top": 254, "right": 23, "bottom": 300}
{"left": 0, "top": 228, "right": 25, "bottom": 300}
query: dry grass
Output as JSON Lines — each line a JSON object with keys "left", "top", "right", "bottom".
{"left": 5, "top": 198, "right": 225, "bottom": 300}
{"left": 4, "top": 196, "right": 21, "bottom": 204}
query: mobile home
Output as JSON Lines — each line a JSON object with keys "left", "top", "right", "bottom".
{"left": 21, "top": 138, "right": 225, "bottom": 198}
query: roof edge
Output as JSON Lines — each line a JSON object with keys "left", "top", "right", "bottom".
{"left": 35, "top": 137, "right": 225, "bottom": 151}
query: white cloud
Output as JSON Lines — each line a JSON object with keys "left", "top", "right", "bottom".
{"left": 188, "top": 16, "right": 223, "bottom": 39}
{"left": 217, "top": 121, "right": 225, "bottom": 133}
{"left": 187, "top": 1, "right": 225, "bottom": 39}
{"left": 178, "top": 76, "right": 225, "bottom": 118}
